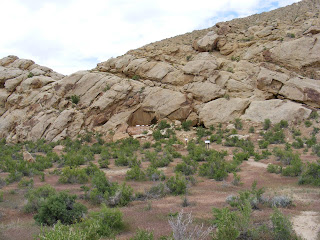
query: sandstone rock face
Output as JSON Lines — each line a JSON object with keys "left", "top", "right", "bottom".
{"left": 0, "top": 0, "right": 320, "bottom": 142}
{"left": 241, "top": 99, "right": 312, "bottom": 123}
{"left": 199, "top": 98, "right": 250, "bottom": 127}
{"left": 270, "top": 35, "right": 320, "bottom": 69}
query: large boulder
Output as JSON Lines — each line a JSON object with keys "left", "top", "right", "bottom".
{"left": 192, "top": 31, "right": 220, "bottom": 52}
{"left": 199, "top": 98, "right": 250, "bottom": 126}
{"left": 186, "top": 81, "right": 225, "bottom": 102}
{"left": 241, "top": 99, "right": 312, "bottom": 123}
{"left": 270, "top": 35, "right": 320, "bottom": 69}
{"left": 279, "top": 77, "right": 320, "bottom": 107}
{"left": 141, "top": 88, "right": 188, "bottom": 119}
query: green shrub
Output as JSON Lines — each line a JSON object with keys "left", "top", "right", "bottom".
{"left": 286, "top": 33, "right": 295, "bottom": 38}
{"left": 130, "top": 229, "right": 154, "bottom": 240}
{"left": 196, "top": 127, "right": 211, "bottom": 139}
{"left": 291, "top": 138, "right": 304, "bottom": 149}
{"left": 234, "top": 118, "right": 243, "bottom": 130}
{"left": 199, "top": 158, "right": 228, "bottom": 181}
{"left": 231, "top": 172, "right": 242, "bottom": 186}
{"left": 146, "top": 166, "right": 165, "bottom": 181}
{"left": 132, "top": 75, "right": 140, "bottom": 80}
{"left": 263, "top": 119, "right": 271, "bottom": 130}
{"left": 70, "top": 95, "right": 80, "bottom": 104}
{"left": 0, "top": 191, "right": 3, "bottom": 202}
{"left": 233, "top": 152, "right": 250, "bottom": 162}
{"left": 312, "top": 144, "right": 320, "bottom": 157}
{"left": 181, "top": 120, "right": 192, "bottom": 131}
{"left": 37, "top": 221, "right": 89, "bottom": 240}
{"left": 24, "top": 185, "right": 56, "bottom": 213}
{"left": 86, "top": 170, "right": 133, "bottom": 206}
{"left": 271, "top": 208, "right": 298, "bottom": 240}
{"left": 158, "top": 120, "right": 170, "bottom": 130}
{"left": 142, "top": 142, "right": 151, "bottom": 149}
{"left": 81, "top": 204, "right": 124, "bottom": 238}
{"left": 304, "top": 120, "right": 312, "bottom": 127}
{"left": 27, "top": 72, "right": 34, "bottom": 78}
{"left": 166, "top": 173, "right": 188, "bottom": 195}
{"left": 305, "top": 136, "right": 317, "bottom": 148}
{"left": 212, "top": 207, "right": 240, "bottom": 240}
{"left": 34, "top": 191, "right": 87, "bottom": 226}
{"left": 249, "top": 126, "right": 255, "bottom": 133}
{"left": 281, "top": 158, "right": 303, "bottom": 177}
{"left": 210, "top": 134, "right": 223, "bottom": 144}
{"left": 126, "top": 165, "right": 146, "bottom": 181}
{"left": 262, "top": 129, "right": 285, "bottom": 144}
{"left": 174, "top": 160, "right": 198, "bottom": 176}
{"left": 267, "top": 164, "right": 282, "bottom": 174}
{"left": 146, "top": 183, "right": 169, "bottom": 199}
{"left": 18, "top": 177, "right": 34, "bottom": 188}
{"left": 273, "top": 148, "right": 301, "bottom": 165}
{"left": 58, "top": 167, "right": 89, "bottom": 184}
{"left": 309, "top": 111, "right": 319, "bottom": 120}
{"left": 291, "top": 128, "right": 301, "bottom": 137}
{"left": 259, "top": 140, "right": 269, "bottom": 149}
{"left": 312, "top": 127, "right": 320, "bottom": 136}
{"left": 298, "top": 160, "right": 320, "bottom": 186}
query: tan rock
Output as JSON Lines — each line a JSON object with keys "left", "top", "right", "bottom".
{"left": 220, "top": 42, "right": 238, "bottom": 55}
{"left": 199, "top": 98, "right": 250, "bottom": 126}
{"left": 142, "top": 87, "right": 187, "bottom": 119}
{"left": 186, "top": 112, "right": 199, "bottom": 126}
{"left": 186, "top": 81, "right": 225, "bottom": 102}
{"left": 254, "top": 26, "right": 274, "bottom": 38}
{"left": 241, "top": 99, "right": 312, "bottom": 123}
{"left": 270, "top": 35, "right": 320, "bottom": 69}
{"left": 257, "top": 67, "right": 289, "bottom": 94}
{"left": 0, "top": 55, "right": 19, "bottom": 66}
{"left": 193, "top": 31, "right": 220, "bottom": 52}
{"left": 23, "top": 151, "right": 35, "bottom": 163}
{"left": 279, "top": 77, "right": 320, "bottom": 107}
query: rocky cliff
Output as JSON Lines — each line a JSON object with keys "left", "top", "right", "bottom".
{"left": 0, "top": 0, "right": 320, "bottom": 143}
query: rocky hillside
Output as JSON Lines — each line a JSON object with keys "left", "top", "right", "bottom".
{"left": 0, "top": 0, "right": 320, "bottom": 143}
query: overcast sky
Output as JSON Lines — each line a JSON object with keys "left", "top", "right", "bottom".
{"left": 0, "top": 0, "right": 300, "bottom": 75}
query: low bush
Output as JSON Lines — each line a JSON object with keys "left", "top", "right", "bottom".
{"left": 166, "top": 173, "right": 188, "bottom": 195}
{"left": 37, "top": 221, "right": 90, "bottom": 240}
{"left": 298, "top": 160, "right": 320, "bottom": 186}
{"left": 267, "top": 164, "right": 282, "bottom": 174}
{"left": 181, "top": 120, "right": 192, "bottom": 131}
{"left": 292, "top": 138, "right": 304, "bottom": 149}
{"left": 263, "top": 119, "right": 271, "bottom": 130}
{"left": 158, "top": 120, "right": 171, "bottom": 130}
{"left": 234, "top": 118, "right": 243, "bottom": 130}
{"left": 18, "top": 177, "right": 34, "bottom": 188}
{"left": 80, "top": 204, "right": 125, "bottom": 238}
{"left": 70, "top": 95, "right": 80, "bottom": 104}
{"left": 130, "top": 229, "right": 154, "bottom": 240}
{"left": 145, "top": 166, "right": 165, "bottom": 181}
{"left": 85, "top": 170, "right": 133, "bottom": 206}
{"left": 34, "top": 191, "right": 87, "bottom": 226}
{"left": 126, "top": 165, "right": 146, "bottom": 181}
{"left": 58, "top": 167, "right": 89, "bottom": 184}
{"left": 24, "top": 184, "right": 56, "bottom": 213}
{"left": 271, "top": 208, "right": 298, "bottom": 240}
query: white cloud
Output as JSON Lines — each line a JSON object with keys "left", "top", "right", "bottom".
{"left": 0, "top": 0, "right": 300, "bottom": 74}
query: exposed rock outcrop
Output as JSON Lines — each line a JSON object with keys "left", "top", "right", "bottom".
{"left": 0, "top": 0, "right": 319, "bottom": 142}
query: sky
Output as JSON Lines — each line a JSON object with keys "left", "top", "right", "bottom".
{"left": 0, "top": 0, "right": 301, "bottom": 75}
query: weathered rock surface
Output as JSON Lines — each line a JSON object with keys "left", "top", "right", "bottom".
{"left": 0, "top": 0, "right": 320, "bottom": 142}
{"left": 241, "top": 99, "right": 312, "bottom": 123}
{"left": 199, "top": 98, "right": 250, "bottom": 127}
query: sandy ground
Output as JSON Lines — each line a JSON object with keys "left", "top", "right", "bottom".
{"left": 292, "top": 211, "right": 320, "bottom": 240}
